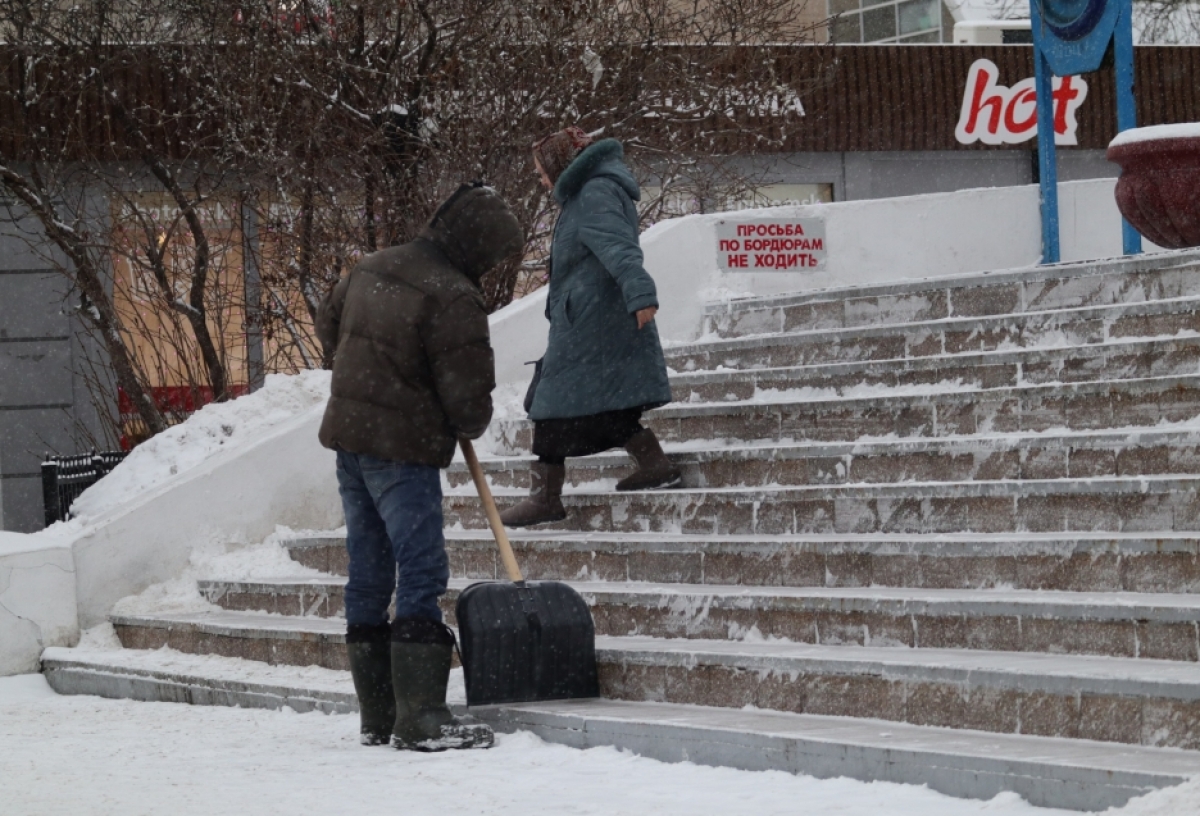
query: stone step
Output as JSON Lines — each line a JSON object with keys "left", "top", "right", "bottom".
{"left": 480, "top": 700, "right": 1199, "bottom": 812}
{"left": 111, "top": 611, "right": 349, "bottom": 671}
{"left": 442, "top": 476, "right": 1200, "bottom": 536}
{"left": 673, "top": 295, "right": 1200, "bottom": 372}
{"left": 41, "top": 647, "right": 1200, "bottom": 811}
{"left": 103, "top": 611, "right": 1200, "bottom": 749}
{"left": 666, "top": 336, "right": 1200, "bottom": 405}
{"left": 288, "top": 530, "right": 1200, "bottom": 594}
{"left": 450, "top": 428, "right": 1200, "bottom": 491}
{"left": 199, "top": 576, "right": 349, "bottom": 619}
{"left": 41, "top": 645, "right": 358, "bottom": 714}
{"left": 492, "top": 374, "right": 1200, "bottom": 454}
{"left": 597, "top": 635, "right": 1200, "bottom": 750}
{"left": 197, "top": 576, "right": 1200, "bottom": 663}
{"left": 701, "top": 251, "right": 1200, "bottom": 339}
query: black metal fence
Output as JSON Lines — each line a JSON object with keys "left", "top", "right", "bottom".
{"left": 41, "top": 451, "right": 128, "bottom": 527}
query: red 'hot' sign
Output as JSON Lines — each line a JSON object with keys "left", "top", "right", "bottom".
{"left": 955, "top": 58, "right": 1088, "bottom": 146}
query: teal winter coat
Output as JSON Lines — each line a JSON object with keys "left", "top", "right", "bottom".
{"left": 527, "top": 139, "right": 673, "bottom": 421}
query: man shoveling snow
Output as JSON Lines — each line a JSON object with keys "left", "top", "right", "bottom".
{"left": 316, "top": 182, "right": 523, "bottom": 750}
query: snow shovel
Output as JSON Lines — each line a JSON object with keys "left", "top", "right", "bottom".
{"left": 454, "top": 438, "right": 600, "bottom": 706}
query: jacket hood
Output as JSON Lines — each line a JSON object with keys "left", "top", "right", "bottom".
{"left": 554, "top": 139, "right": 640, "bottom": 204}
{"left": 420, "top": 183, "right": 525, "bottom": 283}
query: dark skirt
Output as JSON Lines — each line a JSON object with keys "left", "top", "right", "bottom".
{"left": 531, "top": 407, "right": 644, "bottom": 460}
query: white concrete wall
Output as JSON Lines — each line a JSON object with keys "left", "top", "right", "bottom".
{"left": 0, "top": 401, "right": 340, "bottom": 674}
{"left": 0, "top": 535, "right": 77, "bottom": 675}
{"left": 489, "top": 283, "right": 552, "bottom": 398}
{"left": 67, "top": 405, "right": 339, "bottom": 628}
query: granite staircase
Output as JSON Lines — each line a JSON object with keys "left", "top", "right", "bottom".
{"left": 43, "top": 251, "right": 1200, "bottom": 811}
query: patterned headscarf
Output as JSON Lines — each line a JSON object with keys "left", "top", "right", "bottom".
{"left": 531, "top": 126, "right": 594, "bottom": 185}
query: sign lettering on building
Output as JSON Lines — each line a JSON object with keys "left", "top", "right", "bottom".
{"left": 955, "top": 58, "right": 1088, "bottom": 146}
{"left": 716, "top": 219, "right": 826, "bottom": 272}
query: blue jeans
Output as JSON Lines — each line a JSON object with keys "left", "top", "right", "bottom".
{"left": 336, "top": 451, "right": 449, "bottom": 627}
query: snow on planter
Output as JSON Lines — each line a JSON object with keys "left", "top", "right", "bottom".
{"left": 1106, "top": 124, "right": 1200, "bottom": 250}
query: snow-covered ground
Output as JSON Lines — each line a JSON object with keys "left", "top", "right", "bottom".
{"left": 4, "top": 674, "right": 1195, "bottom": 816}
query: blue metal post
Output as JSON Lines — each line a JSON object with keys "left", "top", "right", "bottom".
{"left": 1113, "top": 0, "right": 1142, "bottom": 255}
{"left": 1034, "top": 47, "right": 1060, "bottom": 265}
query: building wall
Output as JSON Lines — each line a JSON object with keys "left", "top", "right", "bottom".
{"left": 719, "top": 148, "right": 1117, "bottom": 203}
{"left": 0, "top": 202, "right": 108, "bottom": 532}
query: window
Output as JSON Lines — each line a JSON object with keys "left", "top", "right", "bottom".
{"left": 832, "top": 13, "right": 863, "bottom": 42}
{"left": 828, "top": 0, "right": 945, "bottom": 43}
{"left": 898, "top": 0, "right": 939, "bottom": 35}
{"left": 862, "top": 5, "right": 897, "bottom": 39}
{"left": 719, "top": 184, "right": 836, "bottom": 211}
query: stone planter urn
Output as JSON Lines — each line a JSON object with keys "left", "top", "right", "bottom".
{"left": 1107, "top": 124, "right": 1200, "bottom": 249}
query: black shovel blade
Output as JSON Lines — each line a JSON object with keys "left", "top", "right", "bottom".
{"left": 455, "top": 580, "right": 600, "bottom": 707}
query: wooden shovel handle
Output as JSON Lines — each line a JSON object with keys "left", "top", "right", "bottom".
{"left": 459, "top": 438, "right": 525, "bottom": 583}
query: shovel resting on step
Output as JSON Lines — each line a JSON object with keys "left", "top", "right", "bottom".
{"left": 454, "top": 439, "right": 600, "bottom": 706}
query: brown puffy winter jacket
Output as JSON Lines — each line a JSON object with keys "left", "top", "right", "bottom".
{"left": 316, "top": 184, "right": 523, "bottom": 467}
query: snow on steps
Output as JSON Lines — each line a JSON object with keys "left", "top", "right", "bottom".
{"left": 666, "top": 335, "right": 1200, "bottom": 403}
{"left": 700, "top": 249, "right": 1200, "bottom": 338}
{"left": 40, "top": 645, "right": 1195, "bottom": 811}
{"left": 494, "top": 374, "right": 1200, "bottom": 454}
{"left": 40, "top": 646, "right": 1197, "bottom": 812}
{"left": 448, "top": 429, "right": 1200, "bottom": 491}
{"left": 668, "top": 295, "right": 1200, "bottom": 372}
{"left": 80, "top": 609, "right": 1200, "bottom": 750}
{"left": 442, "top": 477, "right": 1200, "bottom": 536}
{"left": 194, "top": 575, "right": 1200, "bottom": 662}
{"left": 292, "top": 530, "right": 1200, "bottom": 594}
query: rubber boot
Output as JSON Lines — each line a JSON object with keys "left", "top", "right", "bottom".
{"left": 498, "top": 460, "right": 567, "bottom": 527}
{"left": 346, "top": 623, "right": 395, "bottom": 746}
{"left": 616, "top": 429, "right": 683, "bottom": 492}
{"left": 389, "top": 618, "right": 494, "bottom": 752}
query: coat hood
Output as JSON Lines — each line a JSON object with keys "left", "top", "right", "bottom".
{"left": 420, "top": 183, "right": 525, "bottom": 283}
{"left": 553, "top": 139, "right": 640, "bottom": 204}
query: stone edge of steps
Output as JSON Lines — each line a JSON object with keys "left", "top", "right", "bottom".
{"left": 42, "top": 651, "right": 358, "bottom": 715}
{"left": 105, "top": 611, "right": 1200, "bottom": 700}
{"left": 701, "top": 250, "right": 1200, "bottom": 316}
{"left": 290, "top": 530, "right": 1200, "bottom": 554}
{"left": 489, "top": 372, "right": 1200, "bottom": 435}
{"left": 40, "top": 651, "right": 1197, "bottom": 813}
{"left": 436, "top": 474, "right": 1200, "bottom": 500}
{"left": 197, "top": 576, "right": 1200, "bottom": 625}
{"left": 662, "top": 334, "right": 1200, "bottom": 383}
{"left": 445, "top": 427, "right": 1200, "bottom": 471}
{"left": 483, "top": 699, "right": 1198, "bottom": 812}
{"left": 670, "top": 295, "right": 1200, "bottom": 357}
